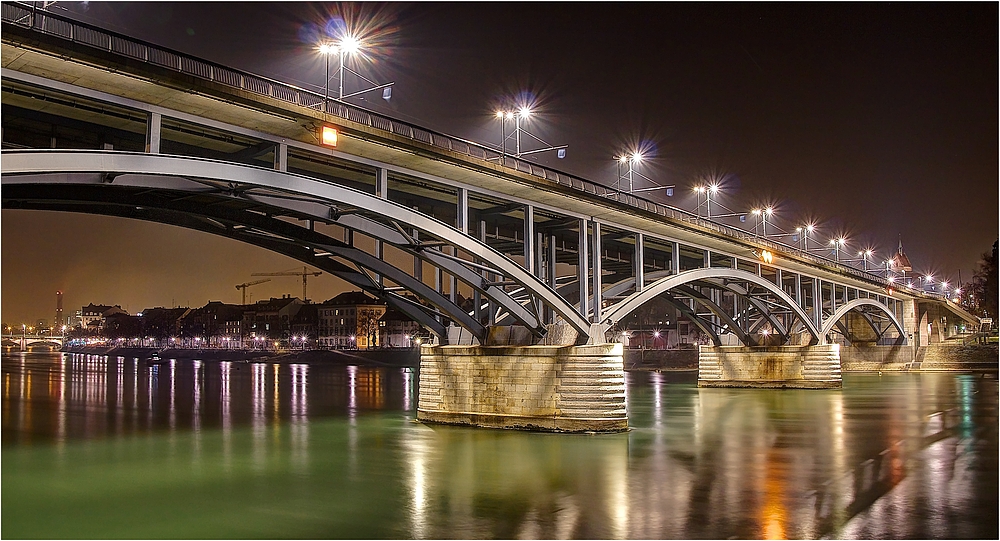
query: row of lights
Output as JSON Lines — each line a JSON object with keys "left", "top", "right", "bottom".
{"left": 314, "top": 30, "right": 965, "bottom": 298}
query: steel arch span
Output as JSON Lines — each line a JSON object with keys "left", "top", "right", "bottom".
{"left": 1, "top": 150, "right": 591, "bottom": 344}
{"left": 601, "top": 267, "right": 823, "bottom": 346}
{"left": 821, "top": 298, "right": 907, "bottom": 345}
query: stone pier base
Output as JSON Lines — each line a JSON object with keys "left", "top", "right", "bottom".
{"left": 417, "top": 343, "right": 627, "bottom": 432}
{"left": 698, "top": 344, "right": 842, "bottom": 388}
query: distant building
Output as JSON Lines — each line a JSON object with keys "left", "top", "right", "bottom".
{"left": 289, "top": 304, "right": 318, "bottom": 342}
{"left": 137, "top": 307, "right": 190, "bottom": 339}
{"left": 179, "top": 301, "right": 244, "bottom": 345}
{"left": 104, "top": 312, "right": 142, "bottom": 338}
{"left": 317, "top": 292, "right": 386, "bottom": 349}
{"left": 242, "top": 296, "right": 303, "bottom": 339}
{"left": 77, "top": 304, "right": 128, "bottom": 333}
{"left": 378, "top": 309, "right": 421, "bottom": 348}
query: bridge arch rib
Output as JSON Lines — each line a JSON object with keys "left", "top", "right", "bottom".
{"left": 601, "top": 267, "right": 822, "bottom": 346}
{"left": 2, "top": 150, "right": 592, "bottom": 344}
{"left": 820, "top": 298, "right": 907, "bottom": 345}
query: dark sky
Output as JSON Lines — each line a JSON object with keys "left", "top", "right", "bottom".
{"left": 2, "top": 2, "right": 997, "bottom": 326}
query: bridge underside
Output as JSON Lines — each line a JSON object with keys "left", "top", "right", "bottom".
{"left": 3, "top": 150, "right": 909, "bottom": 351}
{"left": 3, "top": 151, "right": 594, "bottom": 345}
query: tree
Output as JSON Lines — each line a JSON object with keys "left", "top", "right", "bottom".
{"left": 960, "top": 240, "right": 998, "bottom": 320}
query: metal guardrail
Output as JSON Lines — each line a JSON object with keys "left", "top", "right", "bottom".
{"left": 2, "top": 1, "right": 891, "bottom": 286}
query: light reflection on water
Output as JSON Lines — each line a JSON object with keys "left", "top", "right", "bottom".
{"left": 1, "top": 351, "right": 996, "bottom": 539}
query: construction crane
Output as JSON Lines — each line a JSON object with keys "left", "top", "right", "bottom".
{"left": 236, "top": 278, "right": 271, "bottom": 304}
{"left": 251, "top": 267, "right": 322, "bottom": 301}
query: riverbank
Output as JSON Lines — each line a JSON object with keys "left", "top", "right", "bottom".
{"left": 61, "top": 344, "right": 420, "bottom": 367}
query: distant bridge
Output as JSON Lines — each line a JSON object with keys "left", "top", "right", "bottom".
{"left": 2, "top": 335, "right": 65, "bottom": 349}
{"left": 0, "top": 3, "right": 978, "bottom": 349}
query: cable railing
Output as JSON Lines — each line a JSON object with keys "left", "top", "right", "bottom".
{"left": 2, "top": 1, "right": 890, "bottom": 286}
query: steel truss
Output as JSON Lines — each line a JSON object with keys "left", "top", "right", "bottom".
{"left": 1, "top": 150, "right": 591, "bottom": 343}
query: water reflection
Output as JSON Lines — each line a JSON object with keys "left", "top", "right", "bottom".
{"left": 1, "top": 353, "right": 996, "bottom": 540}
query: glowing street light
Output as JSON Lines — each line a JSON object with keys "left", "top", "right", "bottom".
{"left": 317, "top": 39, "right": 357, "bottom": 106}
{"left": 611, "top": 151, "right": 673, "bottom": 196}
{"left": 796, "top": 224, "right": 816, "bottom": 250}
{"left": 495, "top": 104, "right": 566, "bottom": 160}
{"left": 616, "top": 151, "right": 642, "bottom": 193}
{"left": 318, "top": 35, "right": 392, "bottom": 111}
{"left": 829, "top": 237, "right": 847, "bottom": 262}
{"left": 693, "top": 183, "right": 721, "bottom": 218}
{"left": 751, "top": 207, "right": 774, "bottom": 236}
{"left": 857, "top": 249, "right": 874, "bottom": 271}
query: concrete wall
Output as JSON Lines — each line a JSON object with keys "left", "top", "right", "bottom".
{"left": 417, "top": 343, "right": 627, "bottom": 432}
{"left": 697, "top": 344, "right": 842, "bottom": 388}
{"left": 916, "top": 342, "right": 999, "bottom": 370}
{"left": 624, "top": 347, "right": 699, "bottom": 370}
{"left": 840, "top": 344, "right": 913, "bottom": 371}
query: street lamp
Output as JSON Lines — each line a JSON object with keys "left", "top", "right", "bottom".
{"left": 857, "top": 249, "right": 874, "bottom": 271}
{"left": 495, "top": 106, "right": 532, "bottom": 157}
{"left": 829, "top": 237, "right": 846, "bottom": 262}
{"left": 693, "top": 183, "right": 721, "bottom": 218}
{"left": 317, "top": 35, "right": 389, "bottom": 111}
{"left": 751, "top": 207, "right": 774, "bottom": 236}
{"left": 796, "top": 224, "right": 815, "bottom": 250}
{"left": 615, "top": 152, "right": 643, "bottom": 193}
{"left": 494, "top": 105, "right": 566, "bottom": 159}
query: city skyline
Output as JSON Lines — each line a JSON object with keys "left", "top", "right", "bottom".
{"left": 2, "top": 2, "right": 997, "bottom": 324}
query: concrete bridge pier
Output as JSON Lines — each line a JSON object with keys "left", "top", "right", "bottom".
{"left": 697, "top": 344, "right": 842, "bottom": 389}
{"left": 416, "top": 326, "right": 627, "bottom": 432}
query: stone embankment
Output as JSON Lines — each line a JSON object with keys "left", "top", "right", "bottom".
{"left": 61, "top": 344, "right": 419, "bottom": 366}
{"left": 913, "top": 342, "right": 998, "bottom": 372}
{"left": 624, "top": 347, "right": 699, "bottom": 371}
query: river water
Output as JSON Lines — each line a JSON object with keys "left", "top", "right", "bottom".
{"left": 2, "top": 350, "right": 996, "bottom": 539}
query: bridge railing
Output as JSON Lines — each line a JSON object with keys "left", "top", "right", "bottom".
{"left": 2, "top": 1, "right": 888, "bottom": 287}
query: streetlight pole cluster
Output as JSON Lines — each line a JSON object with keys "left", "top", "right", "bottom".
{"left": 316, "top": 34, "right": 392, "bottom": 112}
{"left": 306, "top": 27, "right": 929, "bottom": 284}
{"left": 494, "top": 105, "right": 567, "bottom": 162}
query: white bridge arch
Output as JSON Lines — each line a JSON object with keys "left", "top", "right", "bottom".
{"left": 821, "top": 298, "right": 907, "bottom": 344}
{"left": 2, "top": 150, "right": 591, "bottom": 344}
{"left": 601, "top": 267, "right": 824, "bottom": 346}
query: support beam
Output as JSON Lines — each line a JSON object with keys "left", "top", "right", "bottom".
{"left": 523, "top": 204, "right": 535, "bottom": 275}
{"left": 145, "top": 112, "right": 161, "bottom": 154}
{"left": 812, "top": 279, "right": 822, "bottom": 329}
{"left": 476, "top": 218, "right": 486, "bottom": 324}
{"left": 374, "top": 167, "right": 387, "bottom": 285}
{"left": 453, "top": 188, "right": 468, "bottom": 305}
{"left": 795, "top": 273, "right": 802, "bottom": 307}
{"left": 592, "top": 220, "right": 603, "bottom": 323}
{"left": 634, "top": 232, "right": 645, "bottom": 294}
{"left": 578, "top": 219, "right": 589, "bottom": 319}
{"left": 273, "top": 142, "right": 287, "bottom": 172}
{"left": 547, "top": 233, "right": 557, "bottom": 324}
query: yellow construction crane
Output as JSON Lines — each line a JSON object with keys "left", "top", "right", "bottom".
{"left": 251, "top": 267, "right": 322, "bottom": 301}
{"left": 236, "top": 278, "right": 271, "bottom": 304}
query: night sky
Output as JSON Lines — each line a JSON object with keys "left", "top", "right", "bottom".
{"left": 2, "top": 2, "right": 997, "bottom": 326}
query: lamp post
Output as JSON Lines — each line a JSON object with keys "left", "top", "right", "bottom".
{"left": 615, "top": 152, "right": 643, "bottom": 193}
{"left": 751, "top": 207, "right": 774, "bottom": 236}
{"left": 693, "top": 184, "right": 720, "bottom": 218}
{"left": 829, "top": 237, "right": 846, "bottom": 262}
{"left": 494, "top": 105, "right": 567, "bottom": 160}
{"left": 762, "top": 207, "right": 773, "bottom": 236}
{"left": 318, "top": 36, "right": 361, "bottom": 110}
{"left": 857, "top": 249, "right": 873, "bottom": 271}
{"left": 796, "top": 224, "right": 815, "bottom": 250}
{"left": 495, "top": 107, "right": 533, "bottom": 157}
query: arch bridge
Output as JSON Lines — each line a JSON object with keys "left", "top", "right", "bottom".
{"left": 0, "top": 5, "right": 979, "bottom": 429}
{"left": 0, "top": 4, "right": 934, "bottom": 349}
{"left": 2, "top": 335, "right": 65, "bottom": 349}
